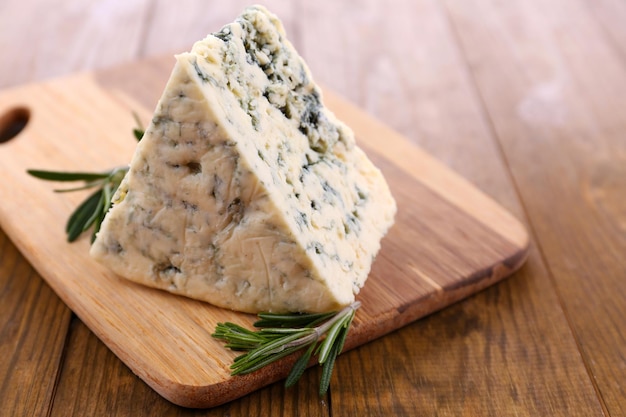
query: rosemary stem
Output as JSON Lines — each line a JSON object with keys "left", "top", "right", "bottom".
{"left": 260, "top": 301, "right": 362, "bottom": 354}
{"left": 213, "top": 300, "right": 361, "bottom": 394}
{"left": 313, "top": 301, "right": 360, "bottom": 338}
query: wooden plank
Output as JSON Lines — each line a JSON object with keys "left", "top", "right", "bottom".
{"left": 299, "top": 0, "right": 605, "bottom": 415}
{"left": 0, "top": 53, "right": 526, "bottom": 407}
{"left": 0, "top": 0, "right": 152, "bottom": 89}
{"left": 585, "top": 0, "right": 626, "bottom": 60}
{"left": 441, "top": 0, "right": 626, "bottom": 414}
{"left": 140, "top": 1, "right": 298, "bottom": 57}
{"left": 49, "top": 318, "right": 330, "bottom": 416}
{"left": 0, "top": 229, "right": 71, "bottom": 416}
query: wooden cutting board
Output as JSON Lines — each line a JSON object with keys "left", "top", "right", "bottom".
{"left": 0, "top": 56, "right": 528, "bottom": 408}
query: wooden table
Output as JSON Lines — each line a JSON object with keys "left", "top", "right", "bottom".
{"left": 1, "top": 1, "right": 624, "bottom": 415}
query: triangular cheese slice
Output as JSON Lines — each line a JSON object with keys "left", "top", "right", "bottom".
{"left": 90, "top": 5, "right": 396, "bottom": 313}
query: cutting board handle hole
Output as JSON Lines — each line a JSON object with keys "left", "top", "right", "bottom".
{"left": 0, "top": 106, "right": 30, "bottom": 143}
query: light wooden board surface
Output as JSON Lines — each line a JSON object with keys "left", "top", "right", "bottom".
{"left": 0, "top": 56, "right": 527, "bottom": 408}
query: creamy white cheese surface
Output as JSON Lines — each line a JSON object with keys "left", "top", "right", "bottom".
{"left": 90, "top": 5, "right": 396, "bottom": 313}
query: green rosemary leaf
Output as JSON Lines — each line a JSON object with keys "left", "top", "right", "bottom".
{"left": 254, "top": 311, "right": 335, "bottom": 328}
{"left": 27, "top": 169, "right": 110, "bottom": 182}
{"left": 319, "top": 337, "right": 341, "bottom": 396}
{"left": 317, "top": 310, "right": 354, "bottom": 364}
{"left": 86, "top": 181, "right": 115, "bottom": 243}
{"left": 224, "top": 336, "right": 266, "bottom": 350}
{"left": 231, "top": 344, "right": 304, "bottom": 375}
{"left": 334, "top": 309, "right": 355, "bottom": 357}
{"left": 91, "top": 203, "right": 107, "bottom": 243}
{"left": 102, "top": 182, "right": 113, "bottom": 213}
{"left": 52, "top": 179, "right": 107, "bottom": 193}
{"left": 319, "top": 311, "right": 354, "bottom": 396}
{"left": 285, "top": 342, "right": 316, "bottom": 388}
{"left": 214, "top": 322, "right": 267, "bottom": 341}
{"left": 244, "top": 331, "right": 311, "bottom": 362}
{"left": 82, "top": 188, "right": 106, "bottom": 233}
{"left": 66, "top": 189, "right": 103, "bottom": 242}
{"left": 132, "top": 112, "right": 145, "bottom": 141}
{"left": 224, "top": 342, "right": 261, "bottom": 351}
{"left": 306, "top": 312, "right": 342, "bottom": 329}
{"left": 259, "top": 327, "right": 309, "bottom": 334}
{"left": 133, "top": 128, "right": 145, "bottom": 141}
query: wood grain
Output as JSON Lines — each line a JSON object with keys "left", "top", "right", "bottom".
{"left": 442, "top": 0, "right": 626, "bottom": 414}
{"left": 585, "top": 0, "right": 626, "bottom": 61}
{"left": 299, "top": 1, "right": 605, "bottom": 415}
{"left": 0, "top": 0, "right": 152, "bottom": 89}
{"left": 141, "top": 0, "right": 298, "bottom": 58}
{"left": 0, "top": 56, "right": 527, "bottom": 407}
{"left": 49, "top": 317, "right": 330, "bottom": 416}
{"left": 0, "top": 229, "right": 71, "bottom": 416}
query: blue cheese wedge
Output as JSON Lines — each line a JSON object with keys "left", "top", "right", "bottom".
{"left": 90, "top": 5, "right": 396, "bottom": 313}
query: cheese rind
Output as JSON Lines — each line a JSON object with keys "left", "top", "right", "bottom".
{"left": 90, "top": 5, "right": 396, "bottom": 313}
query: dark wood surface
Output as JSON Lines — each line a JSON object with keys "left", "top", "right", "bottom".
{"left": 1, "top": 0, "right": 624, "bottom": 415}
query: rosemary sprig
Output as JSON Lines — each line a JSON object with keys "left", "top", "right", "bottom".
{"left": 213, "top": 301, "right": 360, "bottom": 396}
{"left": 27, "top": 167, "right": 128, "bottom": 242}
{"left": 27, "top": 122, "right": 144, "bottom": 242}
